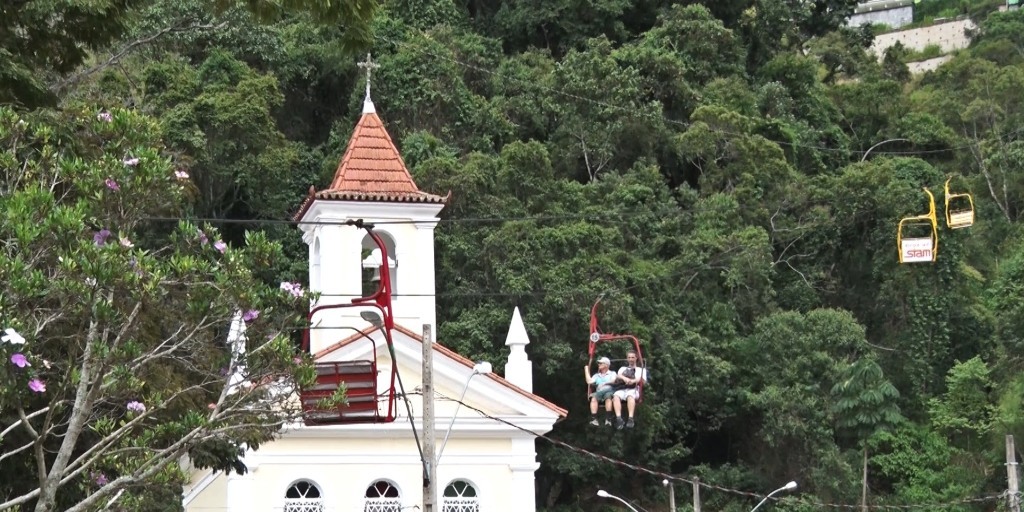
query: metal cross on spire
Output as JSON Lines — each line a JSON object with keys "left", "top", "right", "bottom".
{"left": 357, "top": 53, "right": 380, "bottom": 114}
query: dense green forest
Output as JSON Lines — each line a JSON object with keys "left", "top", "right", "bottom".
{"left": 4, "top": 0, "right": 1024, "bottom": 510}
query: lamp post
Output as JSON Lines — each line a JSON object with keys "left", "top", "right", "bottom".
{"left": 663, "top": 479, "right": 676, "bottom": 512}
{"left": 597, "top": 490, "right": 640, "bottom": 512}
{"left": 861, "top": 138, "right": 910, "bottom": 162}
{"left": 437, "top": 361, "right": 492, "bottom": 462}
{"left": 750, "top": 481, "right": 798, "bottom": 512}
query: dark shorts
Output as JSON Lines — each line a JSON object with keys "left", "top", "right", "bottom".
{"left": 592, "top": 388, "right": 615, "bottom": 401}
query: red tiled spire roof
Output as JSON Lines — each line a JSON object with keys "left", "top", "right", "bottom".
{"left": 294, "top": 94, "right": 448, "bottom": 220}
{"left": 327, "top": 111, "right": 424, "bottom": 197}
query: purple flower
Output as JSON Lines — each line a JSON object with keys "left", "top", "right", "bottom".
{"left": 105, "top": 178, "right": 119, "bottom": 191}
{"left": 279, "top": 282, "right": 304, "bottom": 298}
{"left": 93, "top": 229, "right": 111, "bottom": 246}
{"left": 97, "top": 111, "right": 112, "bottom": 123}
{"left": 126, "top": 401, "right": 146, "bottom": 413}
{"left": 175, "top": 170, "right": 189, "bottom": 179}
{"left": 93, "top": 472, "right": 109, "bottom": 486}
{"left": 242, "top": 309, "right": 260, "bottom": 323}
{"left": 197, "top": 230, "right": 209, "bottom": 245}
{"left": 129, "top": 257, "right": 143, "bottom": 277}
{"left": 10, "top": 353, "right": 30, "bottom": 368}
{"left": 123, "top": 157, "right": 140, "bottom": 167}
{"left": 214, "top": 240, "right": 227, "bottom": 254}
{"left": 28, "top": 379, "right": 46, "bottom": 393}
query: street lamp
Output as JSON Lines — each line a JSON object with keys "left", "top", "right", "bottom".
{"left": 750, "top": 481, "right": 798, "bottom": 512}
{"left": 861, "top": 138, "right": 910, "bottom": 162}
{"left": 597, "top": 490, "right": 640, "bottom": 512}
{"left": 360, "top": 310, "right": 383, "bottom": 327}
{"left": 436, "top": 361, "right": 492, "bottom": 462}
{"left": 663, "top": 479, "right": 676, "bottom": 512}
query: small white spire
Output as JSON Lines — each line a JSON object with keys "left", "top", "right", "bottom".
{"left": 504, "top": 307, "right": 533, "bottom": 392}
{"left": 357, "top": 53, "right": 380, "bottom": 114}
{"left": 505, "top": 306, "right": 530, "bottom": 347}
{"left": 226, "top": 311, "right": 248, "bottom": 393}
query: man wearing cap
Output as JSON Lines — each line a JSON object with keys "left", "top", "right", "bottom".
{"left": 584, "top": 357, "right": 617, "bottom": 426}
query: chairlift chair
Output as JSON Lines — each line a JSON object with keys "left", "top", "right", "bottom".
{"left": 586, "top": 298, "right": 646, "bottom": 404}
{"left": 897, "top": 188, "right": 939, "bottom": 264}
{"left": 300, "top": 220, "right": 398, "bottom": 425}
{"left": 944, "top": 177, "right": 975, "bottom": 229}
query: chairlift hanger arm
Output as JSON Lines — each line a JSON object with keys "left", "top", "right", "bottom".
{"left": 588, "top": 298, "right": 645, "bottom": 361}
{"left": 302, "top": 220, "right": 395, "bottom": 350}
{"left": 346, "top": 221, "right": 395, "bottom": 330}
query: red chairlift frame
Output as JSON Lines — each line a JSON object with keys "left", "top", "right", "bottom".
{"left": 586, "top": 298, "right": 646, "bottom": 404}
{"left": 300, "top": 219, "right": 398, "bottom": 424}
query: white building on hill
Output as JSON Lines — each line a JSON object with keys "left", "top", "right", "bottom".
{"left": 849, "top": 0, "right": 914, "bottom": 28}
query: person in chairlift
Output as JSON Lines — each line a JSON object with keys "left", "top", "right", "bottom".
{"left": 612, "top": 349, "right": 647, "bottom": 429}
{"left": 584, "top": 357, "right": 617, "bottom": 426}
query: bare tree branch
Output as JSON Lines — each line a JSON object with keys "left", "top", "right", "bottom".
{"left": 50, "top": 21, "right": 229, "bottom": 93}
{"left": 2, "top": 406, "right": 48, "bottom": 440}
{"left": 0, "top": 438, "right": 36, "bottom": 466}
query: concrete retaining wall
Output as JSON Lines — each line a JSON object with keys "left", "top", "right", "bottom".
{"left": 870, "top": 18, "right": 976, "bottom": 57}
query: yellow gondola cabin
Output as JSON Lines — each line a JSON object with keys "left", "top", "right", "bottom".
{"left": 898, "top": 188, "right": 939, "bottom": 264}
{"left": 944, "top": 177, "right": 975, "bottom": 229}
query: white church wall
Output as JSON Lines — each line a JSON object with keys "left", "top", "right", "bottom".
{"left": 184, "top": 434, "right": 530, "bottom": 512}
{"left": 184, "top": 469, "right": 227, "bottom": 512}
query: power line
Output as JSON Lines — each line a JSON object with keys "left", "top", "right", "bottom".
{"left": 436, "top": 392, "right": 1005, "bottom": 511}
{"left": 139, "top": 201, "right": 733, "bottom": 228}
{"left": 135, "top": 206, "right": 847, "bottom": 304}
{"left": 140, "top": 194, "right": 872, "bottom": 230}
{"left": 269, "top": 233, "right": 761, "bottom": 304}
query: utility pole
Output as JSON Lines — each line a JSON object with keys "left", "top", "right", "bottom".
{"left": 422, "top": 324, "right": 436, "bottom": 512}
{"left": 1008, "top": 435, "right": 1020, "bottom": 512}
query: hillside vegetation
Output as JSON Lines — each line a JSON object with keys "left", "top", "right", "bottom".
{"left": 3, "top": 0, "right": 1024, "bottom": 511}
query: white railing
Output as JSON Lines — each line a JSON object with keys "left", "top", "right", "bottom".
{"left": 364, "top": 498, "right": 402, "bottom": 512}
{"left": 284, "top": 498, "right": 324, "bottom": 512}
{"left": 441, "top": 498, "right": 480, "bottom": 512}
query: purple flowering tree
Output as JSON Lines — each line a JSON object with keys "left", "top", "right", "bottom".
{"left": 0, "top": 106, "right": 315, "bottom": 512}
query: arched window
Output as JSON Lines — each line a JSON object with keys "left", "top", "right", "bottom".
{"left": 284, "top": 480, "right": 324, "bottom": 512}
{"left": 442, "top": 480, "right": 479, "bottom": 512}
{"left": 360, "top": 232, "right": 397, "bottom": 296}
{"left": 364, "top": 479, "right": 401, "bottom": 512}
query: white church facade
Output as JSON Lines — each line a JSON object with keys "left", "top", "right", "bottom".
{"left": 182, "top": 65, "right": 566, "bottom": 512}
